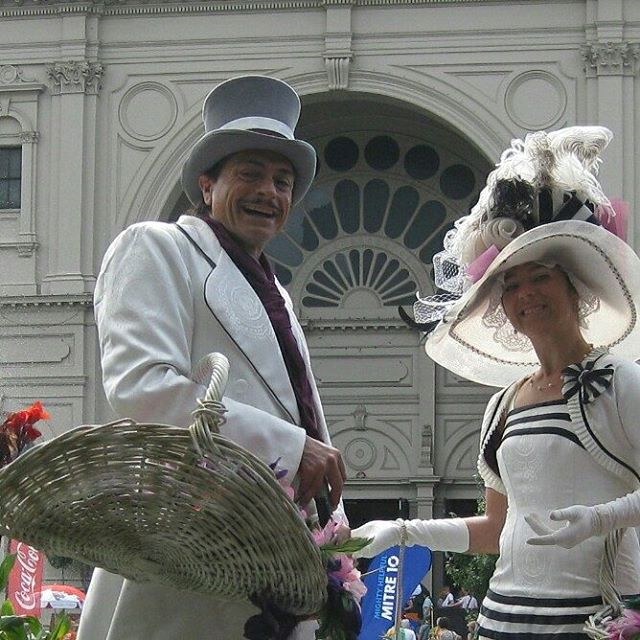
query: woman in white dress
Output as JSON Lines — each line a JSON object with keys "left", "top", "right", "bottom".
{"left": 352, "top": 126, "right": 640, "bottom": 639}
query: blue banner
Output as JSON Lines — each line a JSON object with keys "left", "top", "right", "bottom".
{"left": 358, "top": 545, "right": 432, "bottom": 640}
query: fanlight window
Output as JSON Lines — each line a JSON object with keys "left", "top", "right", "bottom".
{"left": 265, "top": 133, "right": 482, "bottom": 310}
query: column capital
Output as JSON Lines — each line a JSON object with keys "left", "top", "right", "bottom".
{"left": 582, "top": 41, "right": 640, "bottom": 77}
{"left": 46, "top": 61, "right": 104, "bottom": 95}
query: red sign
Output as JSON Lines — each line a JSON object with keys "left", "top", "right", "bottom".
{"left": 7, "top": 540, "right": 44, "bottom": 617}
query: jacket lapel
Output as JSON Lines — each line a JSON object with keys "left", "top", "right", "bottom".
{"left": 202, "top": 246, "right": 300, "bottom": 424}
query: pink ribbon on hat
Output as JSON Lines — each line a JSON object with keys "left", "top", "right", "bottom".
{"left": 598, "top": 198, "right": 629, "bottom": 242}
{"left": 467, "top": 245, "right": 500, "bottom": 283}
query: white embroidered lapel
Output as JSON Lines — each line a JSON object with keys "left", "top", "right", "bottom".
{"left": 203, "top": 250, "right": 300, "bottom": 423}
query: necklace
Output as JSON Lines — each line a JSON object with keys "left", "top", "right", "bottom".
{"left": 528, "top": 376, "right": 558, "bottom": 392}
{"left": 527, "top": 344, "right": 594, "bottom": 392}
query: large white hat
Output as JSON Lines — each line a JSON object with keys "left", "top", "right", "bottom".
{"left": 414, "top": 126, "right": 640, "bottom": 387}
{"left": 425, "top": 220, "right": 640, "bottom": 387}
{"left": 181, "top": 75, "right": 317, "bottom": 206}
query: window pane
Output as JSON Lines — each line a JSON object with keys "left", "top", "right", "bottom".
{"left": 8, "top": 179, "right": 21, "bottom": 208}
{"left": 0, "top": 148, "right": 22, "bottom": 208}
{"left": 8, "top": 148, "right": 21, "bottom": 177}
{"left": 0, "top": 181, "right": 8, "bottom": 208}
{"left": 334, "top": 179, "right": 360, "bottom": 233}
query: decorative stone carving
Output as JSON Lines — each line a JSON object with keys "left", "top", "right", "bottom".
{"left": 18, "top": 131, "right": 39, "bottom": 144}
{"left": 46, "top": 61, "right": 104, "bottom": 95}
{"left": 119, "top": 82, "right": 178, "bottom": 141}
{"left": 325, "top": 55, "right": 351, "bottom": 90}
{"left": 582, "top": 42, "right": 640, "bottom": 77}
{"left": 16, "top": 241, "right": 38, "bottom": 258}
{"left": 504, "top": 71, "right": 567, "bottom": 129}
{"left": 0, "top": 65, "right": 28, "bottom": 85}
{"left": 419, "top": 423, "right": 433, "bottom": 468}
{"left": 345, "top": 437, "right": 377, "bottom": 471}
{"left": 352, "top": 403, "right": 368, "bottom": 430}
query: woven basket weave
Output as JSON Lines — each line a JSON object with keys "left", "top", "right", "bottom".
{"left": 0, "top": 353, "right": 326, "bottom": 616}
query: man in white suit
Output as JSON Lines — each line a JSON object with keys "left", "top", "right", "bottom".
{"left": 78, "top": 75, "right": 346, "bottom": 640}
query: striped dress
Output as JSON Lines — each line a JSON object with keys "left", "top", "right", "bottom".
{"left": 477, "top": 399, "right": 640, "bottom": 640}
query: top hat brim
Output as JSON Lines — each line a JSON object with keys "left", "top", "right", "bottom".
{"left": 425, "top": 221, "right": 640, "bottom": 387}
{"left": 181, "top": 129, "right": 316, "bottom": 207}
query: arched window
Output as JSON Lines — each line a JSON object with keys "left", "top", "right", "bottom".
{"left": 265, "top": 126, "right": 488, "bottom": 318}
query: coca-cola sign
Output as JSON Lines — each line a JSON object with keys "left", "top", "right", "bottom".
{"left": 7, "top": 539, "right": 44, "bottom": 617}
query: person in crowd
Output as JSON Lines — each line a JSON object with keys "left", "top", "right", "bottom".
{"left": 421, "top": 588, "right": 433, "bottom": 625}
{"left": 433, "top": 616, "right": 461, "bottom": 640}
{"left": 385, "top": 618, "right": 418, "bottom": 640}
{"left": 350, "top": 126, "right": 640, "bottom": 638}
{"left": 437, "top": 585, "right": 455, "bottom": 608}
{"left": 453, "top": 587, "right": 478, "bottom": 612}
{"left": 466, "top": 619, "right": 478, "bottom": 640}
{"left": 78, "top": 75, "right": 346, "bottom": 640}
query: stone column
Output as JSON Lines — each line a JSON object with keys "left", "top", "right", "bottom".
{"left": 582, "top": 1, "right": 640, "bottom": 245}
{"left": 42, "top": 60, "right": 103, "bottom": 295}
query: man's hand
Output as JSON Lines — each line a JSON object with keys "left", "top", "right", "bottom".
{"left": 296, "top": 436, "right": 346, "bottom": 509}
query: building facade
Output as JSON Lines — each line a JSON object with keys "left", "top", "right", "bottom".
{"left": 1, "top": 0, "right": 639, "bottom": 586}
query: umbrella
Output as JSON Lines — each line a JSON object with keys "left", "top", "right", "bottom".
{"left": 38, "top": 584, "right": 85, "bottom": 610}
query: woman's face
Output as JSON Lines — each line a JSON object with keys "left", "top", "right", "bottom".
{"left": 500, "top": 262, "right": 580, "bottom": 337}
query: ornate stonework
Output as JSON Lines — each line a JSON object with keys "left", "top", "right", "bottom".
{"left": 18, "top": 131, "right": 39, "bottom": 144}
{"left": 325, "top": 56, "right": 351, "bottom": 90}
{"left": 582, "top": 41, "right": 640, "bottom": 77}
{"left": 0, "top": 64, "right": 35, "bottom": 85}
{"left": 46, "top": 61, "right": 104, "bottom": 95}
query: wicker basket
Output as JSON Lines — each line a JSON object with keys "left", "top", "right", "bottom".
{"left": 584, "top": 528, "right": 626, "bottom": 638}
{"left": 0, "top": 353, "right": 326, "bottom": 616}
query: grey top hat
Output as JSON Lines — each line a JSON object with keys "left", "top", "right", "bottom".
{"left": 181, "top": 75, "right": 317, "bottom": 206}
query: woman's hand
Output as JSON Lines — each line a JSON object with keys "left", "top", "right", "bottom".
{"left": 525, "top": 506, "right": 600, "bottom": 549}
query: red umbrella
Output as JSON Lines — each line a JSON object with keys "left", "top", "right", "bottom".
{"left": 40, "top": 584, "right": 85, "bottom": 600}
{"left": 37, "top": 584, "right": 86, "bottom": 609}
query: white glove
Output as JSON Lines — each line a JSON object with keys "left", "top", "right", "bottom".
{"left": 525, "top": 489, "right": 640, "bottom": 549}
{"left": 351, "top": 518, "right": 469, "bottom": 559}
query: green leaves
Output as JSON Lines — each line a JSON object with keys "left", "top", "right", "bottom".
{"left": 0, "top": 556, "right": 16, "bottom": 592}
{"left": 319, "top": 536, "right": 372, "bottom": 563}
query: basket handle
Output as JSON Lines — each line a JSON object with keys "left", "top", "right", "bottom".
{"left": 599, "top": 528, "right": 625, "bottom": 617}
{"left": 189, "top": 352, "right": 230, "bottom": 457}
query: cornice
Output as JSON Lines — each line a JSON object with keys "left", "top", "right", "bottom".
{"left": 0, "top": 0, "right": 508, "bottom": 17}
{"left": 0, "top": 294, "right": 93, "bottom": 309}
{"left": 300, "top": 317, "right": 415, "bottom": 331}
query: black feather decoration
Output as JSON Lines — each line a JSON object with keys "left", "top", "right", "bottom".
{"left": 488, "top": 178, "right": 536, "bottom": 229}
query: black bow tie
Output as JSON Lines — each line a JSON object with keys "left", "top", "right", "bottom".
{"left": 562, "top": 361, "right": 614, "bottom": 404}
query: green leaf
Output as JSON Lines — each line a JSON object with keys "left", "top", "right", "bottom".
{"left": 47, "top": 613, "right": 71, "bottom": 640}
{"left": 1, "top": 600, "right": 15, "bottom": 616}
{"left": 0, "top": 556, "right": 16, "bottom": 591}
{"left": 0, "top": 618, "right": 28, "bottom": 640}
{"left": 0, "top": 617, "right": 27, "bottom": 631}
{"left": 22, "top": 617, "right": 42, "bottom": 635}
{"left": 319, "top": 537, "right": 372, "bottom": 556}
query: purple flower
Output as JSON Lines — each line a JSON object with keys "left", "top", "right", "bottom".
{"left": 607, "top": 608, "right": 640, "bottom": 639}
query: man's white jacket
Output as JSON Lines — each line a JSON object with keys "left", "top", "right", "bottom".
{"left": 78, "top": 215, "right": 339, "bottom": 640}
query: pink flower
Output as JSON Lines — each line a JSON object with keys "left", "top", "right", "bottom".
{"left": 344, "top": 576, "right": 368, "bottom": 601}
{"left": 607, "top": 608, "right": 640, "bottom": 639}
{"left": 313, "top": 519, "right": 339, "bottom": 546}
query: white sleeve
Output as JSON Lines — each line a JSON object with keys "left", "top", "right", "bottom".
{"left": 94, "top": 224, "right": 306, "bottom": 476}
{"left": 613, "top": 358, "right": 640, "bottom": 456}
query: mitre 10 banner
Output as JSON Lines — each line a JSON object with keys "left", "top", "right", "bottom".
{"left": 7, "top": 539, "right": 44, "bottom": 617}
{"left": 358, "top": 545, "right": 432, "bottom": 640}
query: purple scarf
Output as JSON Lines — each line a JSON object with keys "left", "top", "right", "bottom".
{"left": 205, "top": 218, "right": 321, "bottom": 441}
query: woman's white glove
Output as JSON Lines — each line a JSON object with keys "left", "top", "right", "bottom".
{"left": 351, "top": 518, "right": 469, "bottom": 559}
{"left": 525, "top": 489, "right": 640, "bottom": 549}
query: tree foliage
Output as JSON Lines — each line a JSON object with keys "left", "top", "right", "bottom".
{"left": 444, "top": 496, "right": 497, "bottom": 602}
